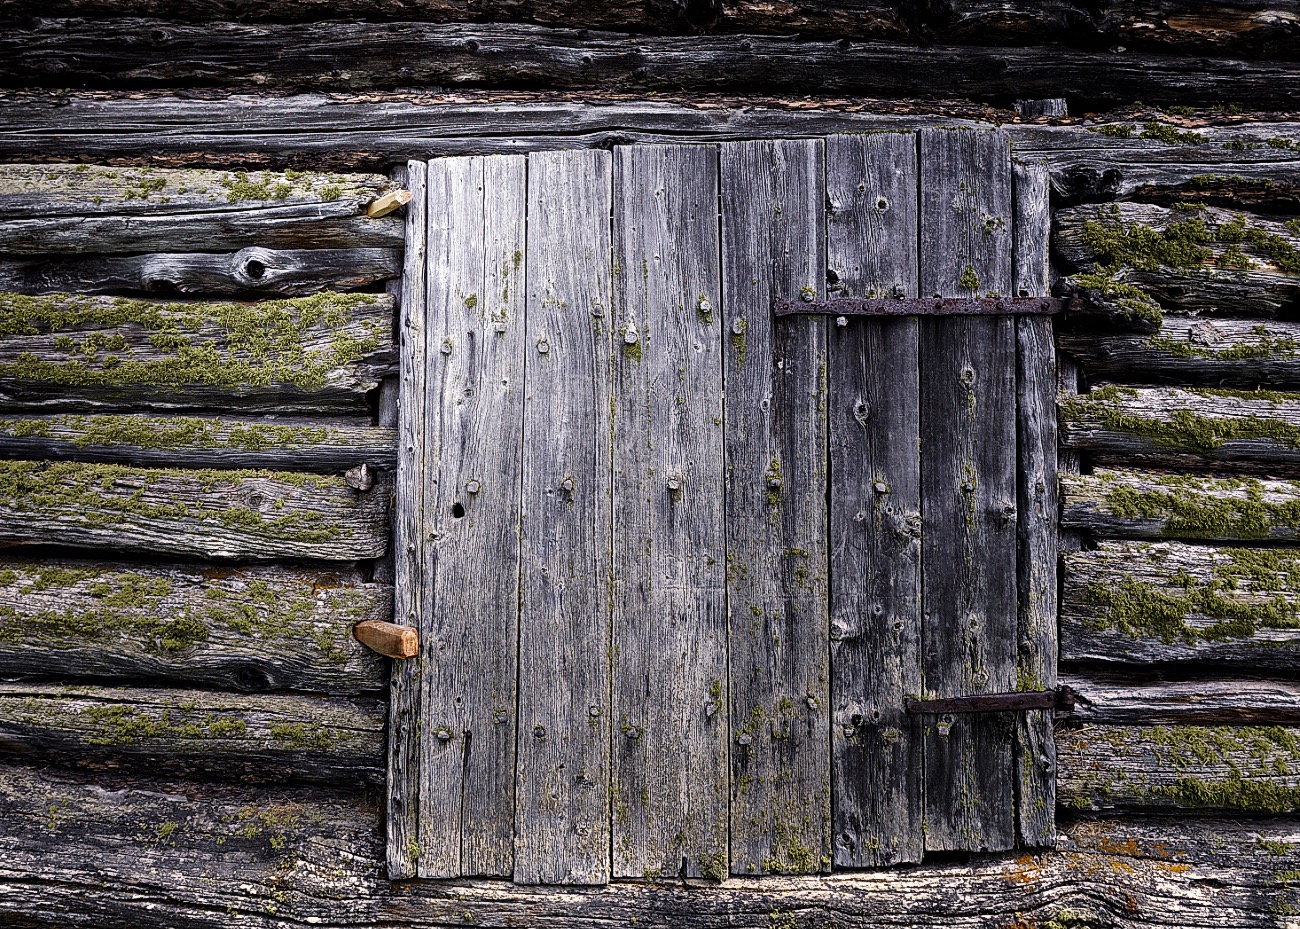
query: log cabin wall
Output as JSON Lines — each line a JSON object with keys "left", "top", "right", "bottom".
{"left": 2, "top": 2, "right": 1300, "bottom": 925}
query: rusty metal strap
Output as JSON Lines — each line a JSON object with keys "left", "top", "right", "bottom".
{"left": 773, "top": 296, "right": 1066, "bottom": 318}
{"left": 904, "top": 685, "right": 1076, "bottom": 717}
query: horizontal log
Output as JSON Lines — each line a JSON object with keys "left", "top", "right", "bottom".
{"left": 0, "top": 414, "right": 397, "bottom": 470}
{"left": 1065, "top": 675, "right": 1300, "bottom": 725}
{"left": 0, "top": 683, "right": 384, "bottom": 785}
{"left": 0, "top": 559, "right": 388, "bottom": 693}
{"left": 1062, "top": 541, "right": 1300, "bottom": 669}
{"left": 2, "top": 21, "right": 1298, "bottom": 108}
{"left": 0, "top": 460, "right": 389, "bottom": 560}
{"left": 1059, "top": 386, "right": 1300, "bottom": 474}
{"left": 1058, "top": 723, "right": 1300, "bottom": 814}
{"left": 1061, "top": 468, "right": 1300, "bottom": 541}
{"left": 0, "top": 247, "right": 403, "bottom": 297}
{"left": 1055, "top": 201, "right": 1300, "bottom": 318}
{"left": 0, "top": 760, "right": 1296, "bottom": 928}
{"left": 1060, "top": 317, "right": 1300, "bottom": 386}
{"left": 0, "top": 291, "right": 396, "bottom": 413}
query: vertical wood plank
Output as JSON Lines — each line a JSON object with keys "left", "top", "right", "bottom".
{"left": 721, "top": 139, "right": 830, "bottom": 876}
{"left": 825, "top": 132, "right": 923, "bottom": 867}
{"left": 1012, "top": 159, "right": 1059, "bottom": 848}
{"left": 387, "top": 159, "right": 427, "bottom": 880}
{"left": 419, "top": 154, "right": 527, "bottom": 878}
{"left": 610, "top": 143, "right": 728, "bottom": 881}
{"left": 515, "top": 149, "right": 613, "bottom": 886}
{"left": 918, "top": 128, "right": 1017, "bottom": 853}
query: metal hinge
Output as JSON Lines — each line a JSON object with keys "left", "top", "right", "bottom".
{"left": 773, "top": 296, "right": 1067, "bottom": 318}
{"left": 904, "top": 685, "right": 1076, "bottom": 717}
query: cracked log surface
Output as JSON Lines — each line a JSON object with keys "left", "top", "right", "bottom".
{"left": 0, "top": 760, "right": 1295, "bottom": 927}
{"left": 0, "top": 559, "right": 388, "bottom": 693}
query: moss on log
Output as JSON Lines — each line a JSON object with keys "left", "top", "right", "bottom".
{"left": 0, "top": 460, "right": 389, "bottom": 560}
{"left": 0, "top": 559, "right": 388, "bottom": 693}
{"left": 0, "top": 290, "right": 395, "bottom": 413}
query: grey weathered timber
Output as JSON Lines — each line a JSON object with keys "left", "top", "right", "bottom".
{"left": 387, "top": 159, "right": 426, "bottom": 881}
{"left": 0, "top": 413, "right": 396, "bottom": 471}
{"left": 1065, "top": 675, "right": 1300, "bottom": 725}
{"left": 0, "top": 291, "right": 396, "bottom": 414}
{"left": 1063, "top": 469, "right": 1300, "bottom": 541}
{"left": 1060, "top": 386, "right": 1300, "bottom": 475}
{"left": 515, "top": 149, "right": 612, "bottom": 885}
{"left": 1058, "top": 723, "right": 1300, "bottom": 814}
{"left": 1062, "top": 540, "right": 1300, "bottom": 669}
{"left": 918, "top": 127, "right": 1017, "bottom": 853}
{"left": 4, "top": 20, "right": 1299, "bottom": 107}
{"left": 610, "top": 144, "right": 727, "bottom": 881}
{"left": 418, "top": 153, "right": 525, "bottom": 879}
{"left": 825, "top": 131, "right": 922, "bottom": 868}
{"left": 1059, "top": 317, "right": 1300, "bottom": 388}
{"left": 0, "top": 247, "right": 403, "bottom": 297}
{"left": 0, "top": 559, "right": 387, "bottom": 694}
{"left": 1, "top": 760, "right": 1298, "bottom": 929}
{"left": 1012, "top": 159, "right": 1057, "bottom": 850}
{"left": 0, "top": 460, "right": 388, "bottom": 560}
{"left": 721, "top": 138, "right": 830, "bottom": 876}
{"left": 0, "top": 683, "right": 385, "bottom": 786}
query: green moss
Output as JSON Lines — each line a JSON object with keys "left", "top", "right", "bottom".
{"left": 698, "top": 851, "right": 727, "bottom": 882}
{"left": 1063, "top": 389, "right": 1300, "bottom": 453}
{"left": 1090, "top": 123, "right": 1134, "bottom": 139}
{"left": 1140, "top": 121, "right": 1208, "bottom": 145}
{"left": 1145, "top": 328, "right": 1297, "bottom": 362}
{"left": 1157, "top": 775, "right": 1300, "bottom": 813}
{"left": 1080, "top": 212, "right": 1213, "bottom": 271}
{"left": 269, "top": 722, "right": 341, "bottom": 749}
{"left": 1066, "top": 268, "right": 1163, "bottom": 326}
{"left": 1268, "top": 137, "right": 1297, "bottom": 150}
{"left": 1217, "top": 213, "right": 1300, "bottom": 274}
{"left": 1257, "top": 838, "right": 1296, "bottom": 855}
{"left": 0, "top": 414, "right": 332, "bottom": 452}
{"left": 958, "top": 265, "right": 980, "bottom": 293}
{"left": 220, "top": 172, "right": 294, "bottom": 204}
{"left": 82, "top": 704, "right": 248, "bottom": 746}
{"left": 730, "top": 317, "right": 747, "bottom": 365}
{"left": 1097, "top": 473, "right": 1300, "bottom": 539}
{"left": 765, "top": 457, "right": 783, "bottom": 507}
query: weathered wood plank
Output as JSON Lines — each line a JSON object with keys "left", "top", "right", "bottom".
{"left": 610, "top": 143, "right": 727, "bottom": 881}
{"left": 386, "top": 159, "right": 426, "bottom": 880}
{"left": 0, "top": 460, "right": 388, "bottom": 560}
{"left": 1063, "top": 469, "right": 1300, "bottom": 541}
{"left": 1058, "top": 723, "right": 1300, "bottom": 814}
{"left": 515, "top": 148, "right": 612, "bottom": 885}
{"left": 0, "top": 683, "right": 384, "bottom": 785}
{"left": 0, "top": 247, "right": 403, "bottom": 297}
{"left": 1060, "top": 386, "right": 1300, "bottom": 475}
{"left": 418, "top": 153, "right": 525, "bottom": 879}
{"left": 1065, "top": 676, "right": 1300, "bottom": 725}
{"left": 1062, "top": 540, "right": 1300, "bottom": 668}
{"left": 825, "top": 131, "right": 922, "bottom": 868}
{"left": 918, "top": 127, "right": 1017, "bottom": 853}
{"left": 1013, "top": 158, "right": 1057, "bottom": 849}
{"left": 0, "top": 760, "right": 1297, "bottom": 928}
{"left": 722, "top": 138, "right": 830, "bottom": 876}
{"left": 1060, "top": 317, "right": 1300, "bottom": 387}
{"left": 0, "top": 559, "right": 387, "bottom": 694}
{"left": 0, "top": 413, "right": 395, "bottom": 471}
{"left": 0, "top": 290, "right": 396, "bottom": 414}
{"left": 3, "top": 20, "right": 1298, "bottom": 107}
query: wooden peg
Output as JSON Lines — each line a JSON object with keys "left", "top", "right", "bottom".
{"left": 367, "top": 189, "right": 413, "bottom": 218}
{"left": 353, "top": 619, "right": 419, "bottom": 659}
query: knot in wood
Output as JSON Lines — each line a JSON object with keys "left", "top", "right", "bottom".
{"left": 465, "top": 480, "right": 481, "bottom": 494}
{"left": 533, "top": 725, "right": 546, "bottom": 739}
{"left": 959, "top": 365, "right": 977, "bottom": 388}
{"left": 436, "top": 728, "right": 452, "bottom": 742}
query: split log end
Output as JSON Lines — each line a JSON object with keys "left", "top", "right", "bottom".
{"left": 366, "top": 189, "right": 413, "bottom": 219}
{"left": 353, "top": 619, "right": 418, "bottom": 659}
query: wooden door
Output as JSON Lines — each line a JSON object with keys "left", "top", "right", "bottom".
{"left": 387, "top": 129, "right": 1058, "bottom": 883}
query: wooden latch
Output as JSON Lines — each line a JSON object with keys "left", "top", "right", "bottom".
{"left": 904, "top": 685, "right": 1076, "bottom": 717}
{"left": 773, "top": 296, "right": 1067, "bottom": 318}
{"left": 353, "top": 620, "right": 419, "bottom": 659}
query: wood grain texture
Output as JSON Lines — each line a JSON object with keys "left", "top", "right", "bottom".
{"left": 1062, "top": 540, "right": 1300, "bottom": 669}
{"left": 0, "top": 460, "right": 388, "bottom": 560}
{"left": 1012, "top": 159, "right": 1057, "bottom": 850}
{"left": 0, "top": 248, "right": 403, "bottom": 297}
{"left": 0, "top": 760, "right": 1297, "bottom": 928}
{"left": 0, "top": 682, "right": 385, "bottom": 786}
{"left": 0, "top": 291, "right": 395, "bottom": 414}
{"left": 1063, "top": 469, "right": 1300, "bottom": 541}
{"left": 419, "top": 153, "right": 526, "bottom": 878}
{"left": 2, "top": 20, "right": 1298, "bottom": 107}
{"left": 0, "top": 413, "right": 395, "bottom": 471}
{"left": 1065, "top": 675, "right": 1300, "bottom": 725}
{"left": 515, "top": 148, "right": 612, "bottom": 885}
{"left": 825, "top": 131, "right": 923, "bottom": 868}
{"left": 610, "top": 143, "right": 728, "bottom": 881}
{"left": 386, "top": 159, "right": 426, "bottom": 880}
{"left": 918, "top": 127, "right": 1017, "bottom": 854}
{"left": 0, "top": 559, "right": 387, "bottom": 694}
{"left": 1060, "top": 317, "right": 1300, "bottom": 388}
{"left": 721, "top": 138, "right": 830, "bottom": 876}
{"left": 1059, "top": 386, "right": 1300, "bottom": 475}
